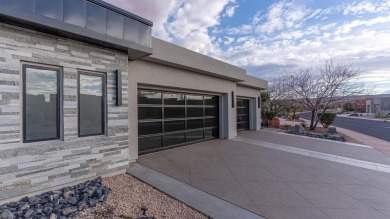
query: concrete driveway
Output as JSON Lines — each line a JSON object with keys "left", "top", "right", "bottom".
{"left": 138, "top": 131, "right": 390, "bottom": 219}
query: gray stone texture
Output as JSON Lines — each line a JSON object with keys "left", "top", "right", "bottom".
{"left": 294, "top": 124, "right": 305, "bottom": 134}
{"left": 0, "top": 23, "right": 129, "bottom": 200}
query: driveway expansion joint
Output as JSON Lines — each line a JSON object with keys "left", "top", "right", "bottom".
{"left": 233, "top": 137, "right": 390, "bottom": 174}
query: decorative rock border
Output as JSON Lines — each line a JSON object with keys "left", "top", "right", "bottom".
{"left": 288, "top": 131, "right": 346, "bottom": 142}
{"left": 0, "top": 177, "right": 110, "bottom": 219}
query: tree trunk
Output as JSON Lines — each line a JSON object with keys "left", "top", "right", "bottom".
{"left": 309, "top": 109, "right": 316, "bottom": 130}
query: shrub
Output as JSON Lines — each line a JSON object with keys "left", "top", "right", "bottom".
{"left": 343, "top": 102, "right": 354, "bottom": 112}
{"left": 284, "top": 124, "right": 292, "bottom": 130}
{"left": 301, "top": 121, "right": 307, "bottom": 128}
{"left": 264, "top": 111, "right": 277, "bottom": 121}
{"left": 318, "top": 113, "right": 337, "bottom": 128}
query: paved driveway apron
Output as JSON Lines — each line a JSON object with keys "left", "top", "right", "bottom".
{"left": 138, "top": 131, "right": 390, "bottom": 219}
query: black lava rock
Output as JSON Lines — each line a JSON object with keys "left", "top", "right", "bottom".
{"left": 0, "top": 177, "right": 110, "bottom": 219}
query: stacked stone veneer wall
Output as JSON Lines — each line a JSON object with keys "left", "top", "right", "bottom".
{"left": 0, "top": 23, "right": 130, "bottom": 200}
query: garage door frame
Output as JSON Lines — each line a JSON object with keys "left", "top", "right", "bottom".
{"left": 138, "top": 89, "right": 220, "bottom": 154}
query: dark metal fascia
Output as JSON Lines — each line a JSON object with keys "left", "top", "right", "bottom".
{"left": 87, "top": 0, "right": 153, "bottom": 26}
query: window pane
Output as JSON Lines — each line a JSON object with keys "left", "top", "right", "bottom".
{"left": 187, "top": 95, "right": 203, "bottom": 105}
{"left": 138, "top": 90, "right": 162, "bottom": 105}
{"left": 138, "top": 122, "right": 162, "bottom": 135}
{"left": 164, "top": 93, "right": 185, "bottom": 105}
{"left": 237, "top": 115, "right": 248, "bottom": 122}
{"left": 164, "top": 133, "right": 185, "bottom": 146}
{"left": 138, "top": 107, "right": 162, "bottom": 120}
{"left": 164, "top": 107, "right": 185, "bottom": 118}
{"left": 205, "top": 128, "right": 218, "bottom": 139}
{"left": 187, "top": 119, "right": 204, "bottom": 130}
{"left": 79, "top": 73, "right": 104, "bottom": 136}
{"left": 25, "top": 67, "right": 59, "bottom": 141}
{"left": 164, "top": 120, "right": 185, "bottom": 133}
{"left": 187, "top": 131, "right": 204, "bottom": 142}
{"left": 187, "top": 107, "right": 203, "bottom": 117}
{"left": 205, "top": 118, "right": 218, "bottom": 127}
{"left": 139, "top": 136, "right": 162, "bottom": 151}
{"left": 205, "top": 107, "right": 217, "bottom": 117}
{"left": 204, "top": 96, "right": 218, "bottom": 106}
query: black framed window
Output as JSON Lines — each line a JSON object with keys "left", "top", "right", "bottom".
{"left": 23, "top": 65, "right": 61, "bottom": 142}
{"left": 78, "top": 72, "right": 106, "bottom": 137}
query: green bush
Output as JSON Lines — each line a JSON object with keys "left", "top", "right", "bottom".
{"left": 264, "top": 111, "right": 277, "bottom": 121}
{"left": 318, "top": 113, "right": 337, "bottom": 128}
{"left": 343, "top": 102, "right": 354, "bottom": 112}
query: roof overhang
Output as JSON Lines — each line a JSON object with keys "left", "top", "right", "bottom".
{"left": 0, "top": 0, "right": 153, "bottom": 60}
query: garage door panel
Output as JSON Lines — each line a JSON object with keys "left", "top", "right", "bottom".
{"left": 237, "top": 99, "right": 250, "bottom": 131}
{"left": 139, "top": 136, "right": 163, "bottom": 151}
{"left": 138, "top": 89, "right": 219, "bottom": 154}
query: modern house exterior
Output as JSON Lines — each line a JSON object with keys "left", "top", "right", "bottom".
{"left": 0, "top": 0, "right": 267, "bottom": 202}
{"left": 366, "top": 96, "right": 390, "bottom": 114}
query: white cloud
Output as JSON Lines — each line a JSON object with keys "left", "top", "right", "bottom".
{"left": 225, "top": 24, "right": 253, "bottom": 35}
{"left": 224, "top": 36, "right": 235, "bottom": 45}
{"left": 223, "top": 4, "right": 239, "bottom": 17}
{"left": 102, "top": 0, "right": 390, "bottom": 94}
{"left": 255, "top": 1, "right": 310, "bottom": 34}
{"left": 343, "top": 0, "right": 390, "bottom": 15}
{"left": 104, "top": 0, "right": 235, "bottom": 54}
{"left": 335, "top": 14, "right": 390, "bottom": 34}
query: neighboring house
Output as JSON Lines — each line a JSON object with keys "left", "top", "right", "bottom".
{"left": 366, "top": 96, "right": 390, "bottom": 114}
{"left": 366, "top": 98, "right": 373, "bottom": 113}
{"left": 354, "top": 99, "right": 366, "bottom": 113}
{"left": 380, "top": 97, "right": 390, "bottom": 114}
{"left": 0, "top": 0, "right": 267, "bottom": 201}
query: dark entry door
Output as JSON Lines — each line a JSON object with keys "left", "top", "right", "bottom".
{"left": 237, "top": 99, "right": 250, "bottom": 131}
{"left": 138, "top": 90, "right": 219, "bottom": 154}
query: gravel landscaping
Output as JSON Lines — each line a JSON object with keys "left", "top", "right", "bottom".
{"left": 77, "top": 174, "right": 208, "bottom": 219}
{"left": 0, "top": 174, "right": 208, "bottom": 219}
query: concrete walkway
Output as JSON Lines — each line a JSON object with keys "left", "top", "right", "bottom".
{"left": 137, "top": 131, "right": 390, "bottom": 219}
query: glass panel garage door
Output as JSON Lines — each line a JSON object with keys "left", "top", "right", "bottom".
{"left": 138, "top": 90, "right": 219, "bottom": 154}
{"left": 237, "top": 99, "right": 250, "bottom": 131}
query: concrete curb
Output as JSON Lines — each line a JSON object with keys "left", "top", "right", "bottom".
{"left": 127, "top": 163, "right": 265, "bottom": 219}
{"left": 337, "top": 114, "right": 389, "bottom": 122}
{"left": 260, "top": 129, "right": 372, "bottom": 148}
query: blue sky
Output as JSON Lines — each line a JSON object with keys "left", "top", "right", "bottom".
{"left": 104, "top": 0, "right": 390, "bottom": 94}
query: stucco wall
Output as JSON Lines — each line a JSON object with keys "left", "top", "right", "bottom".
{"left": 0, "top": 23, "right": 129, "bottom": 200}
{"left": 144, "top": 38, "right": 246, "bottom": 82}
{"left": 128, "top": 59, "right": 238, "bottom": 161}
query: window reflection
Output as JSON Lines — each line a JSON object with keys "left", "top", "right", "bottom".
{"left": 138, "top": 90, "right": 162, "bottom": 104}
{"left": 187, "top": 95, "right": 203, "bottom": 105}
{"left": 24, "top": 67, "right": 59, "bottom": 142}
{"left": 164, "top": 93, "right": 185, "bottom": 105}
{"left": 79, "top": 73, "right": 104, "bottom": 136}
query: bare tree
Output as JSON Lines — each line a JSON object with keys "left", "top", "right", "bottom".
{"left": 267, "top": 77, "right": 290, "bottom": 112}
{"left": 282, "top": 59, "right": 368, "bottom": 130}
